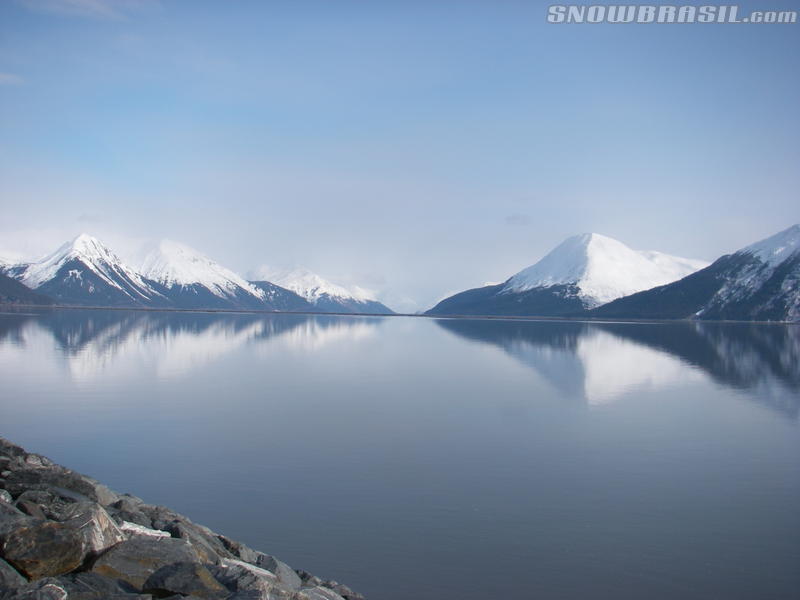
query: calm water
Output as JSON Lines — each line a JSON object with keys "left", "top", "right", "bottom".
{"left": 1, "top": 309, "right": 798, "bottom": 599}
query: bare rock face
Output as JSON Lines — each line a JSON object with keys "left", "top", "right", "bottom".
{"left": 0, "top": 556, "right": 27, "bottom": 590}
{"left": 91, "top": 536, "right": 203, "bottom": 590}
{"left": 3, "top": 467, "right": 118, "bottom": 507}
{"left": 1, "top": 521, "right": 86, "bottom": 580}
{"left": 143, "top": 561, "right": 228, "bottom": 598}
{"left": 296, "top": 587, "right": 347, "bottom": 600}
{"left": 59, "top": 502, "right": 126, "bottom": 555}
{"left": 0, "top": 578, "right": 69, "bottom": 600}
{"left": 207, "top": 558, "right": 279, "bottom": 596}
{"left": 256, "top": 555, "right": 303, "bottom": 591}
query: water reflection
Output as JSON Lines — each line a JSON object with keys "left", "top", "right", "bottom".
{"left": 436, "top": 318, "right": 800, "bottom": 418}
{"left": 0, "top": 309, "right": 382, "bottom": 382}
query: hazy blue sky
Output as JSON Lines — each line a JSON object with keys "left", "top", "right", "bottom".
{"left": 1, "top": 0, "right": 798, "bottom": 310}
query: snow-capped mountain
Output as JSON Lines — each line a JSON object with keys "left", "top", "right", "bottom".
{"left": 3, "top": 234, "right": 167, "bottom": 307}
{"left": 250, "top": 266, "right": 393, "bottom": 314}
{"left": 427, "top": 233, "right": 708, "bottom": 316}
{"left": 139, "top": 240, "right": 276, "bottom": 310}
{"left": 593, "top": 225, "right": 800, "bottom": 322}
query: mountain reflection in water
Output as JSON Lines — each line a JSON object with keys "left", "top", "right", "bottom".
{"left": 435, "top": 318, "right": 800, "bottom": 418}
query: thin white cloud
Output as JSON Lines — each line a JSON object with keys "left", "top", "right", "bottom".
{"left": 0, "top": 72, "right": 23, "bottom": 85}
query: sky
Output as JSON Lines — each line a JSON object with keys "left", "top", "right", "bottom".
{"left": 0, "top": 0, "right": 798, "bottom": 311}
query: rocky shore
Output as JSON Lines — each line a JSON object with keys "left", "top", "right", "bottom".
{"left": 0, "top": 438, "right": 365, "bottom": 600}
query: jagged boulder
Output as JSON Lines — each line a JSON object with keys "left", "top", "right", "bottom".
{"left": 295, "top": 587, "right": 347, "bottom": 600}
{"left": 106, "top": 497, "right": 151, "bottom": 528}
{"left": 207, "top": 558, "right": 279, "bottom": 596}
{"left": 255, "top": 555, "right": 302, "bottom": 591}
{"left": 143, "top": 561, "right": 228, "bottom": 598}
{"left": 162, "top": 521, "right": 230, "bottom": 563}
{"left": 1, "top": 521, "right": 86, "bottom": 580}
{"left": 91, "top": 536, "right": 203, "bottom": 590}
{"left": 58, "top": 571, "right": 153, "bottom": 599}
{"left": 12, "top": 489, "right": 80, "bottom": 521}
{"left": 0, "top": 578, "right": 69, "bottom": 600}
{"left": 59, "top": 502, "right": 126, "bottom": 555}
{"left": 3, "top": 467, "right": 118, "bottom": 507}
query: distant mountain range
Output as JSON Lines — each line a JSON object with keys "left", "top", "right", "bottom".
{"left": 2, "top": 226, "right": 798, "bottom": 322}
{"left": 0, "top": 234, "right": 393, "bottom": 314}
{"left": 427, "top": 225, "right": 800, "bottom": 322}
{"left": 250, "top": 266, "right": 393, "bottom": 314}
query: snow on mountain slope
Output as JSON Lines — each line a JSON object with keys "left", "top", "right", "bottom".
{"left": 592, "top": 224, "right": 800, "bottom": 322}
{"left": 141, "top": 240, "right": 264, "bottom": 302}
{"left": 250, "top": 266, "right": 393, "bottom": 314}
{"left": 700, "top": 224, "right": 800, "bottom": 320}
{"left": 10, "top": 234, "right": 162, "bottom": 306}
{"left": 504, "top": 233, "right": 708, "bottom": 307}
{"left": 739, "top": 224, "right": 800, "bottom": 267}
{"left": 21, "top": 234, "right": 149, "bottom": 292}
{"left": 252, "top": 266, "right": 375, "bottom": 303}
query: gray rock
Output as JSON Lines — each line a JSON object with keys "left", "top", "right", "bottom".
{"left": 255, "top": 555, "right": 302, "bottom": 591}
{"left": 216, "top": 534, "right": 259, "bottom": 564}
{"left": 0, "top": 579, "right": 68, "bottom": 600}
{"left": 106, "top": 498, "right": 150, "bottom": 528}
{"left": 0, "top": 556, "right": 27, "bottom": 590}
{"left": 295, "top": 587, "right": 346, "bottom": 600}
{"left": 1, "top": 521, "right": 86, "bottom": 580}
{"left": 207, "top": 558, "right": 278, "bottom": 596}
{"left": 137, "top": 504, "right": 183, "bottom": 531}
{"left": 0, "top": 489, "right": 12, "bottom": 504}
{"left": 60, "top": 571, "right": 153, "bottom": 599}
{"left": 295, "top": 571, "right": 324, "bottom": 588}
{"left": 326, "top": 583, "right": 364, "bottom": 600}
{"left": 3, "top": 467, "right": 118, "bottom": 507}
{"left": 0, "top": 500, "right": 26, "bottom": 521}
{"left": 118, "top": 521, "right": 171, "bottom": 540}
{"left": 60, "top": 502, "right": 126, "bottom": 555}
{"left": 12, "top": 489, "right": 78, "bottom": 521}
{"left": 0, "top": 439, "right": 26, "bottom": 460}
{"left": 14, "top": 501, "right": 46, "bottom": 521}
{"left": 22, "top": 456, "right": 53, "bottom": 469}
{"left": 90, "top": 536, "right": 202, "bottom": 590}
{"left": 143, "top": 562, "right": 228, "bottom": 599}
{"left": 0, "top": 507, "right": 34, "bottom": 541}
{"left": 163, "top": 521, "right": 228, "bottom": 564}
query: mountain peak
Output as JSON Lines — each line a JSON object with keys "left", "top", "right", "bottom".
{"left": 141, "top": 239, "right": 263, "bottom": 300}
{"left": 21, "top": 233, "right": 129, "bottom": 289}
{"left": 503, "top": 233, "right": 708, "bottom": 306}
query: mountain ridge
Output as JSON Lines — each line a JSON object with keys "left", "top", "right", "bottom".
{"left": 590, "top": 224, "right": 800, "bottom": 322}
{"left": 1, "top": 234, "right": 393, "bottom": 314}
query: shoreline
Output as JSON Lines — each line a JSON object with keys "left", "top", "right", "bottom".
{"left": 1, "top": 302, "right": 798, "bottom": 326}
{"left": 0, "top": 437, "right": 364, "bottom": 600}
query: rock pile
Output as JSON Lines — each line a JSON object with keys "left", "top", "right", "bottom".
{"left": 0, "top": 438, "right": 364, "bottom": 600}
